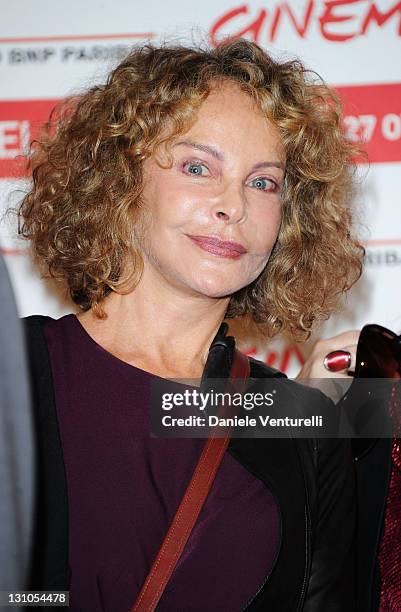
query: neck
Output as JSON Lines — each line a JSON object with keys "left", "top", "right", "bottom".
{"left": 77, "top": 270, "right": 231, "bottom": 379}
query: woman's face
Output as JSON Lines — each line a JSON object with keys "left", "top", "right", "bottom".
{"left": 137, "top": 81, "right": 286, "bottom": 300}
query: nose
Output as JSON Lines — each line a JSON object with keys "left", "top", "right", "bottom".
{"left": 210, "top": 184, "right": 247, "bottom": 224}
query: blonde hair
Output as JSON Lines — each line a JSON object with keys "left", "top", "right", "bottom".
{"left": 18, "top": 38, "right": 364, "bottom": 339}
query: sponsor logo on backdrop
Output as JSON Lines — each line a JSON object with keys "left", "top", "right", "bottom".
{"left": 365, "top": 245, "right": 401, "bottom": 266}
{"left": 209, "top": 0, "right": 401, "bottom": 45}
{"left": 0, "top": 32, "right": 155, "bottom": 66}
{"left": 3, "top": 45, "right": 132, "bottom": 64}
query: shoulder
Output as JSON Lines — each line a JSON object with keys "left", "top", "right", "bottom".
{"left": 21, "top": 316, "right": 70, "bottom": 589}
{"left": 22, "top": 314, "right": 55, "bottom": 356}
{"left": 22, "top": 314, "right": 60, "bottom": 347}
{"left": 22, "top": 314, "right": 56, "bottom": 349}
{"left": 248, "top": 354, "right": 333, "bottom": 409}
{"left": 248, "top": 355, "right": 286, "bottom": 378}
{"left": 246, "top": 353, "right": 338, "bottom": 467}
{"left": 21, "top": 316, "right": 56, "bottom": 395}
{"left": 22, "top": 314, "right": 55, "bottom": 333}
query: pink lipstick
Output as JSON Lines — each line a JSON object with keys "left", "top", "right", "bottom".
{"left": 186, "top": 234, "right": 247, "bottom": 259}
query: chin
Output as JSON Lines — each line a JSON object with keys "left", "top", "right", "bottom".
{"left": 191, "top": 273, "right": 250, "bottom": 299}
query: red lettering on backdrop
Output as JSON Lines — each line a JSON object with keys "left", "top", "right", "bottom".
{"left": 210, "top": 1, "right": 401, "bottom": 45}
{"left": 283, "top": 1, "right": 315, "bottom": 38}
{"left": 0, "top": 121, "right": 28, "bottom": 158}
{"left": 266, "top": 351, "right": 279, "bottom": 368}
{"left": 244, "top": 345, "right": 304, "bottom": 374}
{"left": 338, "top": 82, "right": 401, "bottom": 164}
{"left": 210, "top": 5, "right": 267, "bottom": 47}
{"left": 269, "top": 6, "right": 282, "bottom": 41}
{"left": 319, "top": 0, "right": 360, "bottom": 42}
{"left": 0, "top": 99, "right": 57, "bottom": 178}
{"left": 361, "top": 1, "right": 401, "bottom": 35}
{"left": 280, "top": 345, "right": 305, "bottom": 373}
{"left": 270, "top": 1, "right": 314, "bottom": 41}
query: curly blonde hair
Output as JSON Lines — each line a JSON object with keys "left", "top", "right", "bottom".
{"left": 18, "top": 38, "right": 364, "bottom": 339}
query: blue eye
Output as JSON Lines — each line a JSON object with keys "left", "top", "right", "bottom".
{"left": 251, "top": 177, "right": 277, "bottom": 192}
{"left": 185, "top": 162, "right": 209, "bottom": 176}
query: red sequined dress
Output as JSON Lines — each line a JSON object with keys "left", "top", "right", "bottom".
{"left": 378, "top": 437, "right": 401, "bottom": 611}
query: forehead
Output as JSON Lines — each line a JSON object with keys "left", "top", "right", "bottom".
{"left": 195, "top": 80, "right": 266, "bottom": 123}
{"left": 178, "top": 81, "right": 285, "bottom": 160}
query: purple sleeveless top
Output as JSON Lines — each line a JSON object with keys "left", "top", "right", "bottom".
{"left": 43, "top": 314, "right": 280, "bottom": 611}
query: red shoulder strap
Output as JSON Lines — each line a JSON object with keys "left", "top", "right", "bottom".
{"left": 131, "top": 348, "right": 250, "bottom": 612}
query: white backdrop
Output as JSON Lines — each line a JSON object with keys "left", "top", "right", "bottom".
{"left": 1, "top": 0, "right": 401, "bottom": 375}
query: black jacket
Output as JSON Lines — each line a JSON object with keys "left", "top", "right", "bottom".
{"left": 354, "top": 438, "right": 393, "bottom": 612}
{"left": 23, "top": 314, "right": 356, "bottom": 611}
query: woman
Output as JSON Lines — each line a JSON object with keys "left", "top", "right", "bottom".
{"left": 19, "top": 39, "right": 363, "bottom": 610}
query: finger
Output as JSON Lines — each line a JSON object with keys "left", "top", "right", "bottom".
{"left": 342, "top": 343, "right": 357, "bottom": 371}
{"left": 313, "top": 331, "right": 360, "bottom": 355}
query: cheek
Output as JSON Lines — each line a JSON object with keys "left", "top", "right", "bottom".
{"left": 151, "top": 183, "right": 204, "bottom": 229}
{"left": 250, "top": 207, "right": 282, "bottom": 254}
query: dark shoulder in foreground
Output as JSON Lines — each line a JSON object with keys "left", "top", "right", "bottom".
{"left": 21, "top": 315, "right": 54, "bottom": 364}
{"left": 22, "top": 314, "right": 55, "bottom": 329}
{"left": 248, "top": 355, "right": 286, "bottom": 379}
{"left": 248, "top": 354, "right": 335, "bottom": 410}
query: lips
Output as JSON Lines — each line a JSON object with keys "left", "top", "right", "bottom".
{"left": 186, "top": 234, "right": 248, "bottom": 259}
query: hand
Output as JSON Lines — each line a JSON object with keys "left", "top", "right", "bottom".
{"left": 297, "top": 330, "right": 360, "bottom": 380}
{"left": 296, "top": 331, "right": 360, "bottom": 403}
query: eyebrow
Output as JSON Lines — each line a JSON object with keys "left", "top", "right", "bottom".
{"left": 173, "top": 139, "right": 225, "bottom": 161}
{"left": 172, "top": 139, "right": 285, "bottom": 172}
